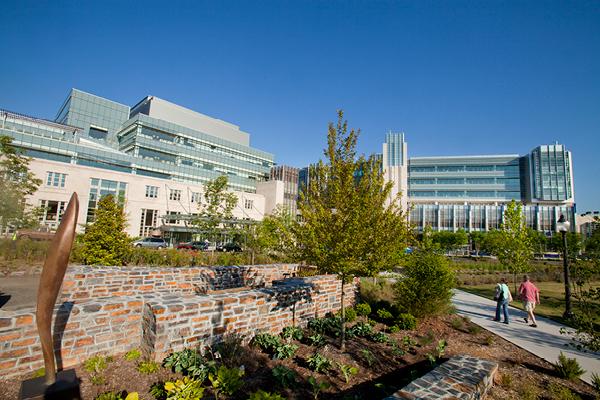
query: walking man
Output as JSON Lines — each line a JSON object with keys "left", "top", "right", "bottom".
{"left": 519, "top": 275, "right": 540, "bottom": 328}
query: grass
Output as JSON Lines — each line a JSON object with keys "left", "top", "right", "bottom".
{"left": 459, "top": 281, "right": 600, "bottom": 326}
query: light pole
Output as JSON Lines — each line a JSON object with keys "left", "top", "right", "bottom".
{"left": 556, "top": 214, "right": 573, "bottom": 320}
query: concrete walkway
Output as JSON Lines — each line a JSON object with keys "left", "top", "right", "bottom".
{"left": 452, "top": 289, "right": 600, "bottom": 385}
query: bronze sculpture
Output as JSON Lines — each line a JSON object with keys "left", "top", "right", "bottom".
{"left": 20, "top": 192, "right": 80, "bottom": 399}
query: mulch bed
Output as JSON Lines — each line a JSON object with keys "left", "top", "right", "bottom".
{"left": 0, "top": 314, "right": 597, "bottom": 399}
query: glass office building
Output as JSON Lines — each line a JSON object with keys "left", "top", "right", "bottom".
{"left": 379, "top": 135, "right": 576, "bottom": 234}
{"left": 3, "top": 89, "right": 275, "bottom": 193}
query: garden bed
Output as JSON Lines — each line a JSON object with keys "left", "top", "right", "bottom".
{"left": 1, "top": 313, "right": 596, "bottom": 400}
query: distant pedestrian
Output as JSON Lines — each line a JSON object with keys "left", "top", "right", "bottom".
{"left": 493, "top": 277, "right": 512, "bottom": 324}
{"left": 519, "top": 275, "right": 540, "bottom": 328}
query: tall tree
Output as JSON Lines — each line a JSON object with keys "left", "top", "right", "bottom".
{"left": 80, "top": 194, "right": 131, "bottom": 265}
{"left": 295, "top": 110, "right": 411, "bottom": 351}
{"left": 0, "top": 136, "right": 42, "bottom": 230}
{"left": 193, "top": 176, "right": 238, "bottom": 245}
{"left": 493, "top": 200, "right": 534, "bottom": 291}
{"left": 245, "top": 205, "right": 296, "bottom": 263}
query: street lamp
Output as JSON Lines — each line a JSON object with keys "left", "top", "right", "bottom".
{"left": 557, "top": 214, "right": 573, "bottom": 319}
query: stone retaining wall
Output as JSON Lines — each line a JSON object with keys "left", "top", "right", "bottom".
{"left": 142, "top": 275, "right": 356, "bottom": 360}
{"left": 0, "top": 265, "right": 353, "bottom": 379}
{"left": 384, "top": 355, "right": 498, "bottom": 399}
{"left": 60, "top": 264, "right": 299, "bottom": 302}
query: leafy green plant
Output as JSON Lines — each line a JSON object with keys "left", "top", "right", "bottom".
{"left": 436, "top": 339, "right": 447, "bottom": 358}
{"left": 518, "top": 384, "right": 541, "bottom": 400}
{"left": 389, "top": 325, "right": 400, "bottom": 333}
{"left": 31, "top": 368, "right": 45, "bottom": 378}
{"left": 252, "top": 333, "right": 282, "bottom": 353}
{"left": 273, "top": 343, "right": 298, "bottom": 360}
{"left": 308, "top": 376, "right": 330, "bottom": 400}
{"left": 248, "top": 390, "right": 285, "bottom": 400}
{"left": 553, "top": 352, "right": 585, "bottom": 380}
{"left": 308, "top": 315, "right": 343, "bottom": 337}
{"left": 95, "top": 392, "right": 124, "bottom": 400}
{"left": 389, "top": 340, "right": 406, "bottom": 357}
{"left": 307, "top": 352, "right": 332, "bottom": 373}
{"left": 137, "top": 360, "right": 160, "bottom": 374}
{"left": 272, "top": 365, "right": 297, "bottom": 388}
{"left": 84, "top": 355, "right": 108, "bottom": 374}
{"left": 402, "top": 335, "right": 417, "bottom": 349}
{"left": 212, "top": 334, "right": 245, "bottom": 365}
{"left": 281, "top": 326, "right": 304, "bottom": 341}
{"left": 360, "top": 349, "right": 377, "bottom": 367}
{"left": 163, "top": 349, "right": 215, "bottom": 381}
{"left": 149, "top": 382, "right": 167, "bottom": 400}
{"left": 343, "top": 307, "right": 357, "bottom": 323}
{"left": 348, "top": 322, "right": 373, "bottom": 337}
{"left": 370, "top": 331, "right": 389, "bottom": 343}
{"left": 164, "top": 377, "right": 205, "bottom": 400}
{"left": 125, "top": 349, "right": 142, "bottom": 361}
{"left": 336, "top": 362, "right": 358, "bottom": 384}
{"left": 355, "top": 303, "right": 371, "bottom": 317}
{"left": 395, "top": 313, "right": 417, "bottom": 330}
{"left": 209, "top": 365, "right": 245, "bottom": 399}
{"left": 307, "top": 333, "right": 326, "bottom": 347}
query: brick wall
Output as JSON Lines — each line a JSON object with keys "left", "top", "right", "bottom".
{"left": 142, "top": 275, "right": 357, "bottom": 361}
{"left": 0, "top": 297, "right": 143, "bottom": 379}
{"left": 0, "top": 265, "right": 354, "bottom": 379}
{"left": 60, "top": 264, "right": 300, "bottom": 302}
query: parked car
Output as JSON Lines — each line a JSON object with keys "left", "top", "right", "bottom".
{"left": 176, "top": 241, "right": 209, "bottom": 251}
{"left": 216, "top": 242, "right": 243, "bottom": 252}
{"left": 132, "top": 237, "right": 167, "bottom": 249}
{"left": 16, "top": 228, "right": 54, "bottom": 241}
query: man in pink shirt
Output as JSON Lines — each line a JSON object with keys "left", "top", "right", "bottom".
{"left": 519, "top": 275, "right": 540, "bottom": 327}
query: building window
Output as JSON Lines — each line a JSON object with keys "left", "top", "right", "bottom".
{"left": 39, "top": 200, "right": 67, "bottom": 229}
{"left": 86, "top": 178, "right": 128, "bottom": 223}
{"left": 191, "top": 192, "right": 201, "bottom": 203}
{"left": 145, "top": 185, "right": 159, "bottom": 198}
{"left": 140, "top": 209, "right": 159, "bottom": 237}
{"left": 46, "top": 172, "right": 66, "bottom": 188}
{"left": 169, "top": 189, "right": 182, "bottom": 201}
{"left": 245, "top": 199, "right": 253, "bottom": 210}
{"left": 166, "top": 211, "right": 181, "bottom": 224}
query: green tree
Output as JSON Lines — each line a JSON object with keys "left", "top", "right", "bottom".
{"left": 0, "top": 136, "right": 42, "bottom": 230}
{"left": 193, "top": 176, "right": 238, "bottom": 245}
{"left": 246, "top": 206, "right": 295, "bottom": 263}
{"left": 295, "top": 110, "right": 410, "bottom": 351}
{"left": 493, "top": 200, "right": 534, "bottom": 291}
{"left": 80, "top": 194, "right": 130, "bottom": 265}
{"left": 549, "top": 232, "right": 583, "bottom": 261}
{"left": 431, "top": 230, "right": 468, "bottom": 253}
{"left": 468, "top": 231, "right": 486, "bottom": 256}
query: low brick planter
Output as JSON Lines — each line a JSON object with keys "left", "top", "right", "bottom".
{"left": 384, "top": 355, "right": 498, "bottom": 399}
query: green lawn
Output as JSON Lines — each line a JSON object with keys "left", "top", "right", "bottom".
{"left": 459, "top": 281, "right": 600, "bottom": 326}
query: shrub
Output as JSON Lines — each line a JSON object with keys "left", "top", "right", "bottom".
{"left": 450, "top": 317, "right": 463, "bottom": 330}
{"left": 467, "top": 324, "right": 482, "bottom": 334}
{"left": 355, "top": 303, "right": 371, "bottom": 317}
{"left": 90, "top": 375, "right": 106, "bottom": 385}
{"left": 307, "top": 352, "right": 332, "bottom": 373}
{"left": 281, "top": 326, "right": 303, "bottom": 341}
{"left": 376, "top": 308, "right": 394, "bottom": 325}
{"left": 137, "top": 360, "right": 160, "bottom": 374}
{"left": 79, "top": 194, "right": 131, "bottom": 266}
{"left": 553, "top": 352, "right": 585, "bottom": 380}
{"left": 307, "top": 333, "right": 326, "bottom": 347}
{"left": 209, "top": 365, "right": 245, "bottom": 399}
{"left": 591, "top": 372, "right": 600, "bottom": 392}
{"left": 394, "top": 249, "right": 455, "bottom": 317}
{"left": 389, "top": 325, "right": 400, "bottom": 333}
{"left": 519, "top": 384, "right": 541, "bottom": 400}
{"left": 360, "top": 279, "right": 396, "bottom": 307}
{"left": 212, "top": 334, "right": 245, "bottom": 367}
{"left": 548, "top": 382, "right": 582, "bottom": 400}
{"left": 248, "top": 390, "right": 285, "bottom": 400}
{"left": 343, "top": 307, "right": 357, "bottom": 323}
{"left": 307, "top": 314, "right": 343, "bottom": 337}
{"left": 272, "top": 365, "right": 297, "bottom": 388}
{"left": 164, "top": 377, "right": 205, "bottom": 400}
{"left": 395, "top": 313, "right": 417, "bottom": 331}
{"left": 124, "top": 349, "right": 142, "bottom": 361}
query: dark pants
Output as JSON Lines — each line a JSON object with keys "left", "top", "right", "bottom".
{"left": 495, "top": 299, "right": 509, "bottom": 323}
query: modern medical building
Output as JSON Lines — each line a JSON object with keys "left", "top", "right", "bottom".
{"left": 1, "top": 89, "right": 287, "bottom": 241}
{"left": 382, "top": 133, "right": 576, "bottom": 234}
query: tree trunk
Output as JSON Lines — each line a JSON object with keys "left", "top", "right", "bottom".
{"left": 340, "top": 279, "right": 346, "bottom": 352}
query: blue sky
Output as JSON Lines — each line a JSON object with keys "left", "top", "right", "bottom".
{"left": 1, "top": 1, "right": 599, "bottom": 211}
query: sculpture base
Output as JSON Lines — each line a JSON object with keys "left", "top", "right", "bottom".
{"left": 19, "top": 369, "right": 81, "bottom": 400}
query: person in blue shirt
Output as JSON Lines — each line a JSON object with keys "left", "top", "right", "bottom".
{"left": 493, "top": 277, "right": 513, "bottom": 324}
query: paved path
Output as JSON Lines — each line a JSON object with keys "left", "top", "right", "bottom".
{"left": 452, "top": 289, "right": 600, "bottom": 385}
{"left": 0, "top": 275, "right": 39, "bottom": 311}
